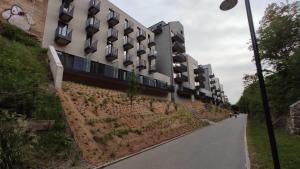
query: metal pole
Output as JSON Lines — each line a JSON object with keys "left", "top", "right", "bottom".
{"left": 244, "top": 0, "right": 281, "bottom": 168}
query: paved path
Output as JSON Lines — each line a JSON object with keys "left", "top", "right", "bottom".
{"left": 104, "top": 115, "right": 248, "bottom": 169}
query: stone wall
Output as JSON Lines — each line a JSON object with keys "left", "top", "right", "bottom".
{"left": 288, "top": 100, "right": 300, "bottom": 135}
{"left": 0, "top": 0, "right": 48, "bottom": 39}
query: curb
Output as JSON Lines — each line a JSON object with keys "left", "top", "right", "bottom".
{"left": 92, "top": 126, "right": 208, "bottom": 169}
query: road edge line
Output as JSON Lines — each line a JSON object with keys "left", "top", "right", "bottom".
{"left": 245, "top": 115, "right": 251, "bottom": 169}
{"left": 92, "top": 125, "right": 208, "bottom": 169}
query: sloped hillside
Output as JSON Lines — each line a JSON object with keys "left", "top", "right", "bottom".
{"left": 189, "top": 101, "right": 231, "bottom": 122}
{"left": 0, "top": 22, "right": 81, "bottom": 169}
{"left": 60, "top": 82, "right": 209, "bottom": 165}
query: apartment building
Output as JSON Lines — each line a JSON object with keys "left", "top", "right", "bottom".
{"left": 0, "top": 0, "right": 228, "bottom": 103}
{"left": 149, "top": 21, "right": 196, "bottom": 102}
{"left": 41, "top": 0, "right": 171, "bottom": 98}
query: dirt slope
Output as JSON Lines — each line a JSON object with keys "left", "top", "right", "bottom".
{"left": 59, "top": 81, "right": 228, "bottom": 165}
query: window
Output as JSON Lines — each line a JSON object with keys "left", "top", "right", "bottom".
{"left": 124, "top": 19, "right": 128, "bottom": 28}
{"left": 73, "top": 57, "right": 86, "bottom": 71}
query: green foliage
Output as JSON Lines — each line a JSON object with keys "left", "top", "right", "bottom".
{"left": 0, "top": 23, "right": 75, "bottom": 167}
{"left": 127, "top": 70, "right": 139, "bottom": 106}
{"left": 237, "top": 2, "right": 300, "bottom": 119}
{"left": 248, "top": 119, "right": 300, "bottom": 169}
{"left": 0, "top": 112, "right": 27, "bottom": 169}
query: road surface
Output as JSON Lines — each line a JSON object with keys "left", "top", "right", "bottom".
{"left": 103, "top": 114, "right": 248, "bottom": 169}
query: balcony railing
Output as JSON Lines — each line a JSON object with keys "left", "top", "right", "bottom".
{"left": 149, "top": 64, "right": 157, "bottom": 74}
{"left": 173, "top": 53, "right": 187, "bottom": 63}
{"left": 64, "top": 0, "right": 73, "bottom": 3}
{"left": 106, "top": 46, "right": 118, "bottom": 61}
{"left": 137, "top": 60, "right": 147, "bottom": 70}
{"left": 148, "top": 39, "right": 156, "bottom": 48}
{"left": 59, "top": 3, "right": 74, "bottom": 23}
{"left": 123, "top": 53, "right": 133, "bottom": 66}
{"left": 148, "top": 50, "right": 157, "bottom": 60}
{"left": 195, "top": 82, "right": 205, "bottom": 89}
{"left": 151, "top": 25, "right": 162, "bottom": 35}
{"left": 172, "top": 41, "right": 186, "bottom": 53}
{"left": 123, "top": 36, "right": 134, "bottom": 50}
{"left": 55, "top": 27, "right": 72, "bottom": 46}
{"left": 107, "top": 28, "right": 118, "bottom": 42}
{"left": 137, "top": 44, "right": 146, "bottom": 56}
{"left": 195, "top": 75, "right": 205, "bottom": 82}
{"left": 194, "top": 67, "right": 205, "bottom": 74}
{"left": 137, "top": 29, "right": 146, "bottom": 42}
{"left": 124, "top": 21, "right": 134, "bottom": 35}
{"left": 107, "top": 11, "right": 120, "bottom": 27}
{"left": 88, "top": 0, "right": 100, "bottom": 16}
{"left": 84, "top": 38, "right": 98, "bottom": 54}
{"left": 210, "top": 80, "right": 216, "bottom": 85}
{"left": 174, "top": 74, "right": 188, "bottom": 84}
{"left": 177, "top": 87, "right": 194, "bottom": 97}
{"left": 86, "top": 17, "right": 100, "bottom": 36}
{"left": 172, "top": 33, "right": 185, "bottom": 43}
{"left": 173, "top": 63, "right": 188, "bottom": 73}
{"left": 209, "top": 74, "right": 215, "bottom": 78}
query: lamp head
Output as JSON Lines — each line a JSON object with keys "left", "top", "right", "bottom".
{"left": 220, "top": 0, "right": 238, "bottom": 11}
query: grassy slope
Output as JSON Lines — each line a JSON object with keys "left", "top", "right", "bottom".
{"left": 0, "top": 23, "right": 78, "bottom": 168}
{"left": 247, "top": 119, "right": 300, "bottom": 169}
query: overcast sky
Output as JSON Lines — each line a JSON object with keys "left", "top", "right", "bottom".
{"left": 109, "top": 0, "right": 292, "bottom": 103}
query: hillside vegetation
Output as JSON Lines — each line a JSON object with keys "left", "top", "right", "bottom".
{"left": 0, "top": 22, "right": 79, "bottom": 169}
{"left": 60, "top": 82, "right": 230, "bottom": 165}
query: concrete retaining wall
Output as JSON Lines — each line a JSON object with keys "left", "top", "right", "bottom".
{"left": 288, "top": 100, "right": 300, "bottom": 135}
{"left": 47, "top": 45, "right": 64, "bottom": 90}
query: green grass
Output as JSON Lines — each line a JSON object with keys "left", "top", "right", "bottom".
{"left": 0, "top": 22, "right": 77, "bottom": 167}
{"left": 247, "top": 119, "right": 300, "bottom": 169}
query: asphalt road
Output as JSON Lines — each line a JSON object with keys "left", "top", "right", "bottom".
{"left": 104, "top": 114, "right": 248, "bottom": 169}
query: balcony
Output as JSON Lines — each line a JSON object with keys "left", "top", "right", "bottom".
{"left": 172, "top": 33, "right": 185, "bottom": 43}
{"left": 173, "top": 63, "right": 187, "bottom": 73}
{"left": 148, "top": 39, "right": 156, "bottom": 48}
{"left": 195, "top": 75, "right": 205, "bottom": 82}
{"left": 211, "top": 86, "right": 216, "bottom": 90}
{"left": 59, "top": 3, "right": 74, "bottom": 23}
{"left": 149, "top": 64, "right": 157, "bottom": 74}
{"left": 63, "top": 0, "right": 73, "bottom": 3}
{"left": 172, "top": 41, "right": 186, "bottom": 53}
{"left": 210, "top": 80, "right": 216, "bottom": 85}
{"left": 84, "top": 38, "right": 98, "bottom": 54}
{"left": 194, "top": 91, "right": 206, "bottom": 100}
{"left": 86, "top": 17, "right": 100, "bottom": 36}
{"left": 107, "top": 28, "right": 118, "bottom": 42}
{"left": 194, "top": 67, "right": 205, "bottom": 74}
{"left": 88, "top": 0, "right": 100, "bottom": 16}
{"left": 174, "top": 74, "right": 188, "bottom": 84}
{"left": 195, "top": 82, "right": 205, "bottom": 89}
{"left": 173, "top": 53, "right": 187, "bottom": 63}
{"left": 106, "top": 46, "right": 118, "bottom": 61}
{"left": 148, "top": 50, "right": 157, "bottom": 60}
{"left": 107, "top": 11, "right": 120, "bottom": 27}
{"left": 137, "top": 30, "right": 146, "bottom": 42}
{"left": 137, "top": 60, "right": 147, "bottom": 70}
{"left": 55, "top": 27, "right": 72, "bottom": 46}
{"left": 123, "top": 36, "right": 134, "bottom": 50}
{"left": 209, "top": 74, "right": 215, "bottom": 78}
{"left": 151, "top": 26, "right": 162, "bottom": 35}
{"left": 137, "top": 44, "right": 146, "bottom": 56}
{"left": 123, "top": 53, "right": 133, "bottom": 66}
{"left": 124, "top": 21, "right": 134, "bottom": 35}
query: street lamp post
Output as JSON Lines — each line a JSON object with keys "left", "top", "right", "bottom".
{"left": 219, "top": 0, "right": 281, "bottom": 169}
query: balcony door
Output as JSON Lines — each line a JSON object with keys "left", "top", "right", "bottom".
{"left": 58, "top": 22, "right": 68, "bottom": 36}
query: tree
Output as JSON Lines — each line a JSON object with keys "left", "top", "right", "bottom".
{"left": 127, "top": 69, "right": 138, "bottom": 107}
{"left": 237, "top": 1, "right": 300, "bottom": 120}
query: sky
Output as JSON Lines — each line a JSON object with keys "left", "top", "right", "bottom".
{"left": 109, "top": 0, "right": 290, "bottom": 104}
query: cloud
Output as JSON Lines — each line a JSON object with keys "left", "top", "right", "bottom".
{"left": 109, "top": 0, "right": 290, "bottom": 103}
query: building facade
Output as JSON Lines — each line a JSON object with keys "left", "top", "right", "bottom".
{"left": 0, "top": 0, "right": 228, "bottom": 103}
{"left": 41, "top": 0, "right": 171, "bottom": 99}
